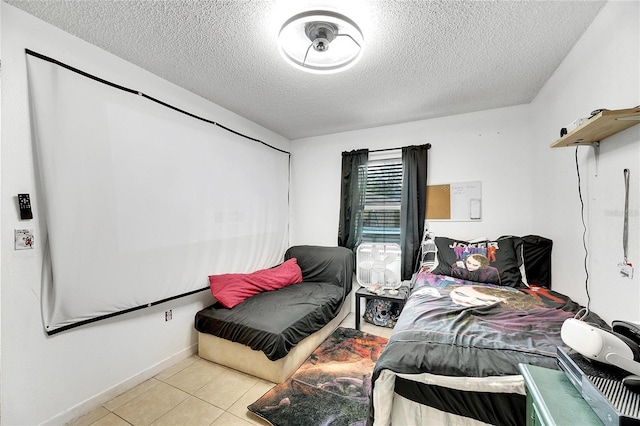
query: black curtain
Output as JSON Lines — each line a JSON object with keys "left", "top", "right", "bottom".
{"left": 337, "top": 149, "right": 369, "bottom": 250}
{"left": 400, "top": 144, "right": 430, "bottom": 280}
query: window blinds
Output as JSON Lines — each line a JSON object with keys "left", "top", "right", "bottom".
{"left": 362, "top": 154, "right": 403, "bottom": 243}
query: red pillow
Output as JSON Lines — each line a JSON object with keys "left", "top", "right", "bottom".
{"left": 208, "top": 258, "right": 303, "bottom": 308}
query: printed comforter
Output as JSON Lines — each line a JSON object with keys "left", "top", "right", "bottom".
{"left": 367, "top": 272, "right": 605, "bottom": 426}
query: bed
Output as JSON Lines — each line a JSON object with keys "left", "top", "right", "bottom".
{"left": 367, "top": 235, "right": 606, "bottom": 426}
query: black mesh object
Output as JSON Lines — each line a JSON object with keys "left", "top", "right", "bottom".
{"left": 521, "top": 235, "right": 553, "bottom": 289}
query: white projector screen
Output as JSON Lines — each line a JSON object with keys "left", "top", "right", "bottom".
{"left": 26, "top": 51, "right": 290, "bottom": 334}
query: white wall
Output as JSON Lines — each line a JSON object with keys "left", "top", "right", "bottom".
{"left": 290, "top": 0, "right": 640, "bottom": 325}
{"left": 529, "top": 0, "right": 640, "bottom": 323}
{"left": 290, "top": 104, "right": 535, "bottom": 246}
{"left": 1, "top": 5, "right": 290, "bottom": 425}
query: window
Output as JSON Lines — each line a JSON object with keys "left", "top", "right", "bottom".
{"left": 361, "top": 150, "right": 402, "bottom": 244}
{"left": 339, "top": 144, "right": 429, "bottom": 280}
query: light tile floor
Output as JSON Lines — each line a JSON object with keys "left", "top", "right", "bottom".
{"left": 67, "top": 313, "right": 393, "bottom": 426}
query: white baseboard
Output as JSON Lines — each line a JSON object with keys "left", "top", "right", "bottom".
{"left": 40, "top": 343, "right": 198, "bottom": 426}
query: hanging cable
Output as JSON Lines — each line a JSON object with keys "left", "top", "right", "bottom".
{"left": 623, "top": 168, "right": 630, "bottom": 265}
{"left": 575, "top": 146, "right": 591, "bottom": 316}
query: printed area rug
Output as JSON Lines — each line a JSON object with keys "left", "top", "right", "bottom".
{"left": 248, "top": 327, "right": 388, "bottom": 426}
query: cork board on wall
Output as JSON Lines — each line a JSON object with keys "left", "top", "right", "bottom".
{"left": 426, "top": 184, "right": 451, "bottom": 219}
{"left": 426, "top": 181, "right": 482, "bottom": 221}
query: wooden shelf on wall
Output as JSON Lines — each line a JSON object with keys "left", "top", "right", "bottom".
{"left": 551, "top": 107, "right": 640, "bottom": 148}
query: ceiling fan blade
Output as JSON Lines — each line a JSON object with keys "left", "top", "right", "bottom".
{"left": 301, "top": 42, "right": 314, "bottom": 68}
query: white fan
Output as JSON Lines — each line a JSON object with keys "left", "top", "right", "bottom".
{"left": 356, "top": 243, "right": 402, "bottom": 289}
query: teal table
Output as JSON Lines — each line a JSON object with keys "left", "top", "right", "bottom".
{"left": 519, "top": 363, "right": 603, "bottom": 426}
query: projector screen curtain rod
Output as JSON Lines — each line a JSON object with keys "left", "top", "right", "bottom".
{"left": 24, "top": 49, "right": 290, "bottom": 156}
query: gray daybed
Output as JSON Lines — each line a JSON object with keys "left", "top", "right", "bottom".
{"left": 195, "top": 245, "right": 354, "bottom": 383}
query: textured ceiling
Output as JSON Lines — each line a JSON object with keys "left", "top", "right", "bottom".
{"left": 6, "top": 0, "right": 606, "bottom": 140}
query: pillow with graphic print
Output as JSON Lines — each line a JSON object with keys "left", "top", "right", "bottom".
{"left": 431, "top": 236, "right": 524, "bottom": 287}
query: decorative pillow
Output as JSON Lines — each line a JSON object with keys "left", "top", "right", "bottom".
{"left": 209, "top": 258, "right": 303, "bottom": 308}
{"left": 431, "top": 236, "right": 524, "bottom": 287}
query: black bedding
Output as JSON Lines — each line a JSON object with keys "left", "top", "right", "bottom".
{"left": 367, "top": 271, "right": 606, "bottom": 425}
{"left": 195, "top": 282, "right": 344, "bottom": 361}
{"left": 195, "top": 245, "right": 354, "bottom": 361}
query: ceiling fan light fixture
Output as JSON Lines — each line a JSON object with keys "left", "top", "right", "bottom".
{"left": 278, "top": 10, "right": 364, "bottom": 74}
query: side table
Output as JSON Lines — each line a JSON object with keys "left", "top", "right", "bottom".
{"left": 354, "top": 285, "right": 410, "bottom": 330}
